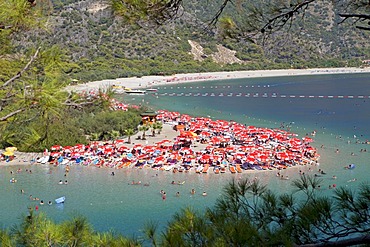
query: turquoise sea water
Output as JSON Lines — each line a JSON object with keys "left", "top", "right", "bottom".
{"left": 1, "top": 73, "right": 369, "bottom": 238}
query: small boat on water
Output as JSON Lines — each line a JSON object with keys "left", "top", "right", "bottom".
{"left": 146, "top": 88, "right": 158, "bottom": 92}
{"left": 125, "top": 90, "right": 146, "bottom": 95}
{"left": 55, "top": 196, "right": 65, "bottom": 204}
{"left": 112, "top": 87, "right": 126, "bottom": 94}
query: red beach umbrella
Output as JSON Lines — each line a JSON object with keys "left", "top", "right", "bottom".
{"left": 276, "top": 152, "right": 289, "bottom": 160}
{"left": 103, "top": 147, "right": 114, "bottom": 154}
{"left": 73, "top": 144, "right": 85, "bottom": 152}
{"left": 258, "top": 155, "right": 269, "bottom": 162}
{"left": 200, "top": 131, "right": 211, "bottom": 137}
{"left": 63, "top": 146, "right": 72, "bottom": 152}
{"left": 234, "top": 153, "right": 245, "bottom": 159}
{"left": 51, "top": 145, "right": 62, "bottom": 151}
{"left": 114, "top": 139, "right": 125, "bottom": 144}
{"left": 245, "top": 156, "right": 255, "bottom": 163}
{"left": 133, "top": 144, "right": 143, "bottom": 149}
{"left": 50, "top": 152, "right": 61, "bottom": 157}
{"left": 118, "top": 146, "right": 130, "bottom": 152}
{"left": 143, "top": 145, "right": 156, "bottom": 153}
{"left": 156, "top": 139, "right": 172, "bottom": 145}
{"left": 302, "top": 136, "right": 314, "bottom": 143}
{"left": 180, "top": 147, "right": 193, "bottom": 154}
{"left": 155, "top": 156, "right": 165, "bottom": 163}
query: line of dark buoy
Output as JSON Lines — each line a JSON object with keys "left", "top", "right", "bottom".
{"left": 160, "top": 85, "right": 271, "bottom": 90}
{"left": 149, "top": 92, "right": 370, "bottom": 99}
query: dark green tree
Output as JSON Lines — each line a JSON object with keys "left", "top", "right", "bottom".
{"left": 0, "top": 0, "right": 111, "bottom": 151}
{"left": 9, "top": 208, "right": 140, "bottom": 246}
{"left": 155, "top": 175, "right": 370, "bottom": 246}
{"left": 124, "top": 128, "right": 135, "bottom": 143}
{"left": 138, "top": 123, "right": 150, "bottom": 140}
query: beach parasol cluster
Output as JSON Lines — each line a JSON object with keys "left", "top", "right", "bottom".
{"left": 41, "top": 110, "right": 319, "bottom": 174}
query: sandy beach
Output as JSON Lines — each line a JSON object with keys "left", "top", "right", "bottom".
{"left": 66, "top": 67, "right": 370, "bottom": 93}
{"left": 124, "top": 122, "right": 209, "bottom": 152}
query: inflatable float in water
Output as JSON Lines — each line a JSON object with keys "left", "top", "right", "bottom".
{"left": 55, "top": 196, "right": 65, "bottom": 204}
{"left": 345, "top": 164, "right": 356, "bottom": 170}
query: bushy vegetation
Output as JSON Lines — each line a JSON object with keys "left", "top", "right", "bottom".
{"left": 77, "top": 108, "right": 142, "bottom": 141}
{"left": 0, "top": 102, "right": 143, "bottom": 152}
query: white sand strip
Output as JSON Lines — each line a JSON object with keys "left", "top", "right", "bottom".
{"left": 66, "top": 67, "right": 370, "bottom": 93}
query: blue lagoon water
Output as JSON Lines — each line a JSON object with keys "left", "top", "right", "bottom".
{"left": 1, "top": 73, "right": 369, "bottom": 237}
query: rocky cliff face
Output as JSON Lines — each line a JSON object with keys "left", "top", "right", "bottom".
{"left": 188, "top": 40, "right": 244, "bottom": 65}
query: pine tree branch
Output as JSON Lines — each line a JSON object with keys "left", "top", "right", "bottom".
{"left": 209, "top": 0, "right": 232, "bottom": 26}
{"left": 296, "top": 234, "right": 370, "bottom": 247}
{"left": 260, "top": 0, "right": 316, "bottom": 34}
{"left": 0, "top": 108, "right": 26, "bottom": 122}
{"left": 1, "top": 47, "right": 41, "bottom": 89}
{"left": 339, "top": 13, "right": 370, "bottom": 20}
{"left": 63, "top": 102, "right": 95, "bottom": 108}
{"left": 356, "top": 25, "right": 370, "bottom": 30}
{"left": 338, "top": 13, "right": 370, "bottom": 30}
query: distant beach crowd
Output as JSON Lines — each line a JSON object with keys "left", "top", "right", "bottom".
{"left": 27, "top": 109, "right": 321, "bottom": 177}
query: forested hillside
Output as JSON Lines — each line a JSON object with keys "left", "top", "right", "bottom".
{"left": 14, "top": 0, "right": 370, "bottom": 82}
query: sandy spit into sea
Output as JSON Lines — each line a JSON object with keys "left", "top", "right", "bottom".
{"left": 65, "top": 67, "right": 370, "bottom": 93}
